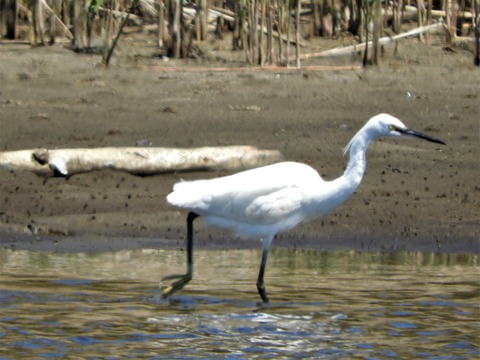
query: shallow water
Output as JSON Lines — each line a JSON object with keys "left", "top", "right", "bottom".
{"left": 0, "top": 248, "right": 478, "bottom": 359}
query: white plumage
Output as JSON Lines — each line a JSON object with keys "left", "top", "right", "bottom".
{"left": 161, "top": 113, "right": 446, "bottom": 303}
{"left": 167, "top": 162, "right": 329, "bottom": 238}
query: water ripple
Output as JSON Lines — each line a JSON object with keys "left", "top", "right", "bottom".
{"left": 0, "top": 249, "right": 478, "bottom": 359}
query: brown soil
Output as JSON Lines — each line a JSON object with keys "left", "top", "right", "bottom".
{"left": 0, "top": 32, "right": 479, "bottom": 254}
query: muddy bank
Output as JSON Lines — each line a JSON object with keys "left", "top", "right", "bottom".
{"left": 0, "top": 34, "right": 479, "bottom": 253}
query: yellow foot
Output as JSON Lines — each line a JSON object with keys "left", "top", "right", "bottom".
{"left": 159, "top": 273, "right": 192, "bottom": 299}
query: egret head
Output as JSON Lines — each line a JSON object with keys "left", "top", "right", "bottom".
{"left": 368, "top": 113, "right": 446, "bottom": 144}
{"left": 343, "top": 113, "right": 446, "bottom": 157}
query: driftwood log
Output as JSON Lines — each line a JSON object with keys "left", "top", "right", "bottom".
{"left": 0, "top": 146, "right": 283, "bottom": 177}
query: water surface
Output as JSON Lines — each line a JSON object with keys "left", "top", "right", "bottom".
{"left": 1, "top": 248, "right": 478, "bottom": 359}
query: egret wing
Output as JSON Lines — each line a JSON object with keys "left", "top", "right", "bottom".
{"left": 167, "top": 162, "right": 323, "bottom": 225}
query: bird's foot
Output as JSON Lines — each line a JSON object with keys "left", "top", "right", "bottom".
{"left": 254, "top": 301, "right": 272, "bottom": 311}
{"left": 159, "top": 273, "right": 192, "bottom": 299}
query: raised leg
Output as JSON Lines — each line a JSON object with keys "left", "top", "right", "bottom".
{"left": 160, "top": 211, "right": 199, "bottom": 299}
{"left": 256, "top": 235, "right": 274, "bottom": 303}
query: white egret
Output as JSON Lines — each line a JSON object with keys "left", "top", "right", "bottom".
{"left": 161, "top": 113, "right": 446, "bottom": 303}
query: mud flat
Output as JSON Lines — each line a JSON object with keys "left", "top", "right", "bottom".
{"left": 0, "top": 34, "right": 478, "bottom": 253}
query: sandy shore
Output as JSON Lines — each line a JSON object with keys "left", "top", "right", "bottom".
{"left": 0, "top": 33, "right": 479, "bottom": 253}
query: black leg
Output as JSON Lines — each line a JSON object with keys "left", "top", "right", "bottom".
{"left": 256, "top": 238, "right": 273, "bottom": 303}
{"left": 161, "top": 211, "right": 199, "bottom": 298}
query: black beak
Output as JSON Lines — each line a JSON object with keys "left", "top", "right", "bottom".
{"left": 396, "top": 127, "right": 446, "bottom": 145}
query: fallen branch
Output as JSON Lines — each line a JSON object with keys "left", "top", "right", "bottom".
{"left": 0, "top": 146, "right": 283, "bottom": 177}
{"left": 98, "top": 7, "right": 144, "bottom": 25}
{"left": 210, "top": 6, "right": 235, "bottom": 18}
{"left": 452, "top": 36, "right": 477, "bottom": 44}
{"left": 141, "top": 65, "right": 361, "bottom": 72}
{"left": 261, "top": 26, "right": 306, "bottom": 46}
{"left": 183, "top": 7, "right": 235, "bottom": 23}
{"left": 300, "top": 22, "right": 444, "bottom": 60}
{"left": 19, "top": 2, "right": 74, "bottom": 40}
{"left": 181, "top": 7, "right": 303, "bottom": 45}
{"left": 209, "top": 9, "right": 235, "bottom": 23}
{"left": 404, "top": 5, "right": 474, "bottom": 20}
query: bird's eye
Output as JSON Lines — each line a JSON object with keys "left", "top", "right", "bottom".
{"left": 388, "top": 125, "right": 396, "bottom": 132}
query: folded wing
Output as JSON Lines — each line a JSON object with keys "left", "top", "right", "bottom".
{"left": 167, "top": 162, "right": 324, "bottom": 226}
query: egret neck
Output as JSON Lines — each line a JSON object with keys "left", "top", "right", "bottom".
{"left": 343, "top": 126, "right": 372, "bottom": 188}
{"left": 309, "top": 126, "right": 372, "bottom": 219}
